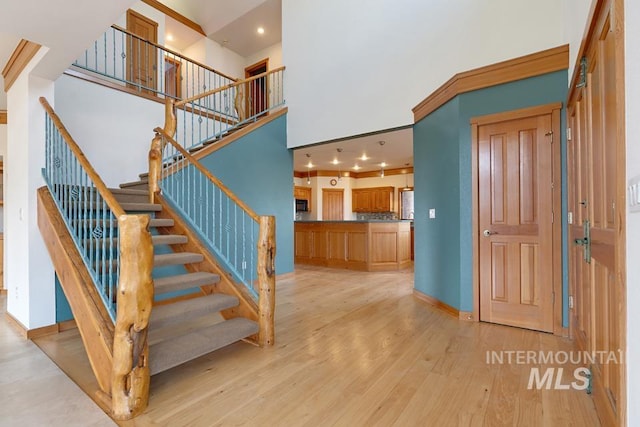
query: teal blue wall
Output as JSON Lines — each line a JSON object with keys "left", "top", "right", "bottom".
{"left": 199, "top": 114, "right": 294, "bottom": 274}
{"left": 414, "top": 98, "right": 461, "bottom": 308}
{"left": 414, "top": 70, "right": 569, "bottom": 326}
{"left": 55, "top": 274, "right": 74, "bottom": 322}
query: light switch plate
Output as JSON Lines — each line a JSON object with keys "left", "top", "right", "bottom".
{"left": 429, "top": 208, "right": 436, "bottom": 219}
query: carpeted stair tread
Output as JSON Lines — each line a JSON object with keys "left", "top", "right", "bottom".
{"left": 150, "top": 293, "right": 238, "bottom": 330}
{"left": 152, "top": 234, "right": 188, "bottom": 245}
{"left": 120, "top": 177, "right": 149, "bottom": 189}
{"left": 111, "top": 188, "right": 149, "bottom": 203}
{"left": 121, "top": 202, "right": 162, "bottom": 212}
{"left": 154, "top": 252, "right": 203, "bottom": 267}
{"left": 85, "top": 234, "right": 187, "bottom": 247}
{"left": 155, "top": 272, "right": 220, "bottom": 294}
{"left": 149, "top": 317, "right": 259, "bottom": 375}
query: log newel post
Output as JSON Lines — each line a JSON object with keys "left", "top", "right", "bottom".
{"left": 148, "top": 134, "right": 163, "bottom": 203}
{"left": 164, "top": 98, "right": 177, "bottom": 138}
{"left": 111, "top": 215, "right": 154, "bottom": 420}
{"left": 257, "top": 215, "right": 276, "bottom": 347}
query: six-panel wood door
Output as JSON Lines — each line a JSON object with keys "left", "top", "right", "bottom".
{"left": 478, "top": 113, "right": 555, "bottom": 332}
{"left": 567, "top": 2, "right": 624, "bottom": 424}
{"left": 126, "top": 9, "right": 158, "bottom": 94}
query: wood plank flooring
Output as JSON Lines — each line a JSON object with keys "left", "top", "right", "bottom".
{"left": 33, "top": 266, "right": 600, "bottom": 426}
{"left": 0, "top": 295, "right": 114, "bottom": 426}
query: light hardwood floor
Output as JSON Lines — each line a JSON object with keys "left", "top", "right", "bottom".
{"left": 0, "top": 294, "right": 114, "bottom": 426}
{"left": 33, "top": 266, "right": 600, "bottom": 426}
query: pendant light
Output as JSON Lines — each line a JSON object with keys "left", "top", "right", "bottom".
{"left": 306, "top": 153, "right": 312, "bottom": 184}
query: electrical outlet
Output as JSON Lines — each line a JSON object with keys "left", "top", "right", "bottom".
{"left": 568, "top": 212, "right": 573, "bottom": 224}
{"left": 429, "top": 209, "right": 436, "bottom": 219}
{"left": 569, "top": 295, "right": 574, "bottom": 309}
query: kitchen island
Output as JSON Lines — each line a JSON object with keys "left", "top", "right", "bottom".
{"left": 294, "top": 220, "right": 412, "bottom": 271}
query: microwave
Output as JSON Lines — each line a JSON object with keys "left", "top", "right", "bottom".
{"left": 295, "top": 198, "right": 309, "bottom": 212}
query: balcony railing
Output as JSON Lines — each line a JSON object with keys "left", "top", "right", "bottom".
{"left": 72, "top": 25, "right": 236, "bottom": 102}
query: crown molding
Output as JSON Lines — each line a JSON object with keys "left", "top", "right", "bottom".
{"left": 412, "top": 44, "right": 569, "bottom": 123}
{"left": 294, "top": 166, "right": 413, "bottom": 179}
{"left": 2, "top": 40, "right": 42, "bottom": 93}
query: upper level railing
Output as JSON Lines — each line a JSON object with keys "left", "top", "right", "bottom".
{"left": 149, "top": 128, "right": 276, "bottom": 346}
{"left": 170, "top": 66, "right": 285, "bottom": 151}
{"left": 72, "top": 25, "right": 236, "bottom": 102}
{"left": 40, "top": 97, "right": 154, "bottom": 418}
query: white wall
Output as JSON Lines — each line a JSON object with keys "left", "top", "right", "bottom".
{"left": 0, "top": 124, "right": 6, "bottom": 233}
{"left": 283, "top": 0, "right": 566, "bottom": 148}
{"left": 246, "top": 42, "right": 283, "bottom": 70}
{"left": 6, "top": 46, "right": 56, "bottom": 329}
{"left": 115, "top": 2, "right": 167, "bottom": 46}
{"left": 562, "top": 0, "right": 596, "bottom": 81}
{"left": 54, "top": 74, "right": 164, "bottom": 186}
{"left": 183, "top": 38, "right": 246, "bottom": 81}
{"left": 625, "top": 1, "right": 640, "bottom": 424}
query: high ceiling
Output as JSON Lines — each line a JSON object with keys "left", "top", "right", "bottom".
{"left": 293, "top": 127, "right": 413, "bottom": 173}
{"left": 160, "top": 0, "right": 281, "bottom": 57}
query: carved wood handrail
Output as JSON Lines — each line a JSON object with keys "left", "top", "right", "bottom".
{"left": 150, "top": 127, "right": 261, "bottom": 222}
{"left": 175, "top": 66, "right": 286, "bottom": 108}
{"left": 40, "top": 97, "right": 155, "bottom": 419}
{"left": 39, "top": 97, "right": 126, "bottom": 218}
{"left": 111, "top": 25, "right": 237, "bottom": 83}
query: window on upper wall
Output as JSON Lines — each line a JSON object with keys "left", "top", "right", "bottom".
{"left": 399, "top": 188, "right": 414, "bottom": 219}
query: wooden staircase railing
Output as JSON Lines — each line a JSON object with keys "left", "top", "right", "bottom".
{"left": 164, "top": 66, "right": 286, "bottom": 152}
{"left": 149, "top": 127, "right": 276, "bottom": 347}
{"left": 39, "top": 98, "right": 154, "bottom": 419}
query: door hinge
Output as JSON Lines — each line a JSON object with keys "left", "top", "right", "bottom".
{"left": 566, "top": 127, "right": 572, "bottom": 141}
{"left": 552, "top": 292, "right": 556, "bottom": 304}
{"left": 552, "top": 211, "right": 554, "bottom": 223}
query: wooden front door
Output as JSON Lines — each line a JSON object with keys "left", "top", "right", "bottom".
{"left": 476, "top": 106, "right": 559, "bottom": 333}
{"left": 244, "top": 59, "right": 269, "bottom": 118}
{"left": 567, "top": 1, "right": 625, "bottom": 424}
{"left": 323, "top": 189, "right": 344, "bottom": 221}
{"left": 126, "top": 9, "right": 158, "bottom": 94}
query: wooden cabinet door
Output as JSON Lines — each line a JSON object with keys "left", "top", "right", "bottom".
{"left": 374, "top": 187, "right": 393, "bottom": 212}
{"left": 352, "top": 189, "right": 371, "bottom": 212}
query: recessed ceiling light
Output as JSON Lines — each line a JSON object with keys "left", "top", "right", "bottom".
{"left": 353, "top": 164, "right": 361, "bottom": 170}
{"left": 306, "top": 161, "right": 314, "bottom": 168}
{"left": 257, "top": 27, "right": 265, "bottom": 35}
{"left": 166, "top": 34, "right": 174, "bottom": 42}
{"left": 331, "top": 159, "right": 340, "bottom": 165}
{"left": 360, "top": 154, "right": 369, "bottom": 161}
{"left": 380, "top": 162, "right": 387, "bottom": 168}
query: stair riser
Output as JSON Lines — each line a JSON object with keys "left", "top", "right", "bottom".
{"left": 114, "top": 193, "right": 149, "bottom": 204}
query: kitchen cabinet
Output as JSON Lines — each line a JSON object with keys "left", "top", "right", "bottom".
{"left": 293, "top": 186, "right": 312, "bottom": 211}
{"left": 352, "top": 186, "right": 394, "bottom": 212}
{"left": 294, "top": 221, "right": 412, "bottom": 271}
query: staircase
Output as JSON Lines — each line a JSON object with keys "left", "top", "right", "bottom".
{"left": 110, "top": 188, "right": 259, "bottom": 376}
{"left": 37, "top": 97, "right": 276, "bottom": 420}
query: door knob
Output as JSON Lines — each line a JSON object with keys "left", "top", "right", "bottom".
{"left": 483, "top": 230, "right": 496, "bottom": 237}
